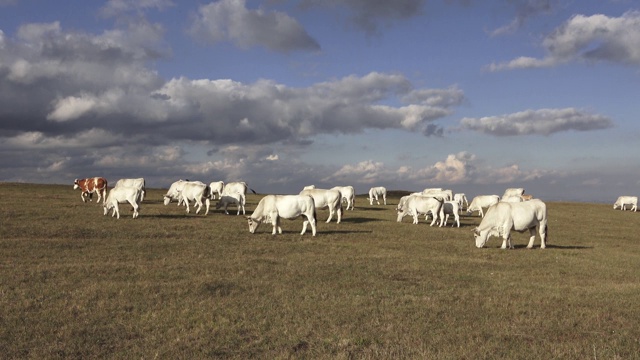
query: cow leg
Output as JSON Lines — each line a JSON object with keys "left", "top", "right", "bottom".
{"left": 326, "top": 207, "right": 334, "bottom": 223}
{"left": 526, "top": 227, "right": 537, "bottom": 249}
{"left": 454, "top": 214, "right": 460, "bottom": 228}
{"left": 114, "top": 203, "right": 120, "bottom": 219}
{"left": 539, "top": 224, "right": 547, "bottom": 249}
{"left": 383, "top": 196, "right": 387, "bottom": 205}
{"left": 336, "top": 204, "right": 342, "bottom": 224}
{"left": 479, "top": 208, "right": 484, "bottom": 218}
{"left": 204, "top": 198, "right": 210, "bottom": 215}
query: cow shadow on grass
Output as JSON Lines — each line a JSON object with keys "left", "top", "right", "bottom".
{"left": 509, "top": 244, "right": 593, "bottom": 250}
{"left": 336, "top": 217, "right": 383, "bottom": 224}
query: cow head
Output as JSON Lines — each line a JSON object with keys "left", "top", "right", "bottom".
{"left": 73, "top": 179, "right": 80, "bottom": 190}
{"left": 473, "top": 227, "right": 489, "bottom": 248}
{"left": 246, "top": 216, "right": 259, "bottom": 233}
{"left": 163, "top": 196, "right": 172, "bottom": 206}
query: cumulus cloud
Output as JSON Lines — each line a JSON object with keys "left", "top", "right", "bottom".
{"left": 100, "top": 0, "right": 175, "bottom": 17}
{"left": 458, "top": 108, "right": 613, "bottom": 136}
{"left": 488, "top": 11, "right": 640, "bottom": 70}
{"left": 189, "top": 0, "right": 320, "bottom": 52}
{"left": 326, "top": 160, "right": 387, "bottom": 183}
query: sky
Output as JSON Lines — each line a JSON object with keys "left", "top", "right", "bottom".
{"left": 0, "top": 0, "right": 639, "bottom": 203}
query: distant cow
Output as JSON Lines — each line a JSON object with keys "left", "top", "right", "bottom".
{"left": 74, "top": 177, "right": 108, "bottom": 203}
{"left": 299, "top": 188, "right": 343, "bottom": 223}
{"left": 215, "top": 193, "right": 245, "bottom": 215}
{"left": 114, "top": 178, "right": 146, "bottom": 202}
{"left": 209, "top": 181, "right": 225, "bottom": 200}
{"left": 103, "top": 186, "right": 142, "bottom": 219}
{"left": 246, "top": 195, "right": 317, "bottom": 236}
{"left": 163, "top": 180, "right": 211, "bottom": 215}
{"left": 331, "top": 185, "right": 356, "bottom": 211}
{"left": 453, "top": 193, "right": 469, "bottom": 211}
{"left": 474, "top": 199, "right": 548, "bottom": 249}
{"left": 368, "top": 186, "right": 387, "bottom": 205}
{"left": 613, "top": 196, "right": 637, "bottom": 212}
{"left": 502, "top": 188, "right": 525, "bottom": 198}
{"left": 467, "top": 195, "right": 500, "bottom": 218}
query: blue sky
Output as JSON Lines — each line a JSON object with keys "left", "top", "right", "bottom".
{"left": 0, "top": 0, "right": 638, "bottom": 203}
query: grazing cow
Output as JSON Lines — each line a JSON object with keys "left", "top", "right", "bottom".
{"left": 215, "top": 193, "right": 245, "bottom": 215}
{"left": 331, "top": 185, "right": 356, "bottom": 211}
{"left": 114, "top": 178, "right": 146, "bottom": 202}
{"left": 163, "top": 181, "right": 211, "bottom": 215}
{"left": 520, "top": 194, "right": 533, "bottom": 201}
{"left": 368, "top": 186, "right": 387, "bottom": 205}
{"left": 246, "top": 195, "right": 317, "bottom": 236}
{"left": 299, "top": 188, "right": 343, "bottom": 223}
{"left": 443, "top": 201, "right": 461, "bottom": 227}
{"left": 397, "top": 194, "right": 444, "bottom": 226}
{"left": 454, "top": 193, "right": 469, "bottom": 211}
{"left": 103, "top": 186, "right": 142, "bottom": 219}
{"left": 474, "top": 199, "right": 548, "bottom": 249}
{"left": 209, "top": 181, "right": 225, "bottom": 200}
{"left": 467, "top": 195, "right": 500, "bottom": 218}
{"left": 613, "top": 196, "right": 638, "bottom": 212}
{"left": 73, "top": 177, "right": 108, "bottom": 203}
{"left": 502, "top": 188, "right": 525, "bottom": 198}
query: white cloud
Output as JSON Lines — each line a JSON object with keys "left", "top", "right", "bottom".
{"left": 189, "top": 0, "right": 320, "bottom": 52}
{"left": 488, "top": 11, "right": 640, "bottom": 70}
{"left": 458, "top": 108, "right": 613, "bottom": 136}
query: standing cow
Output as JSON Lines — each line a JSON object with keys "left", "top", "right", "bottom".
{"left": 103, "top": 186, "right": 143, "bottom": 219}
{"left": 246, "top": 195, "right": 317, "bottom": 236}
{"left": 73, "top": 177, "right": 108, "bottom": 203}
{"left": 114, "top": 178, "right": 146, "bottom": 202}
{"left": 613, "top": 196, "right": 638, "bottom": 212}
{"left": 368, "top": 186, "right": 387, "bottom": 205}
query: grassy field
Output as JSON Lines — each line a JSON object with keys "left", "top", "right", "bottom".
{"left": 1, "top": 183, "right": 639, "bottom": 359}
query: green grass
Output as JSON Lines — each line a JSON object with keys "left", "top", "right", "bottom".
{"left": 1, "top": 183, "right": 639, "bottom": 359}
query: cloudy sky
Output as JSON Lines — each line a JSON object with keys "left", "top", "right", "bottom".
{"left": 1, "top": 0, "right": 638, "bottom": 203}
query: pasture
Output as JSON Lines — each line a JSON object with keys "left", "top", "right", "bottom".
{"left": 1, "top": 183, "right": 639, "bottom": 359}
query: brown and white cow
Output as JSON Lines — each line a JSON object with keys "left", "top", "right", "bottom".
{"left": 73, "top": 177, "right": 108, "bottom": 203}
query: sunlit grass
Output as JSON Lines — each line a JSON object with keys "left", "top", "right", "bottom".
{"left": 0, "top": 183, "right": 639, "bottom": 358}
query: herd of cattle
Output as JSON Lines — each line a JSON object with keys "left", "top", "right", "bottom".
{"left": 72, "top": 177, "right": 638, "bottom": 249}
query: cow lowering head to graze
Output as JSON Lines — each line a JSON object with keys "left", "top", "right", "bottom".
{"left": 396, "top": 194, "right": 444, "bottom": 226}
{"left": 474, "top": 199, "right": 548, "bottom": 249}
{"left": 331, "top": 185, "right": 356, "bottom": 211}
{"left": 103, "top": 186, "right": 142, "bottom": 219}
{"left": 114, "top": 178, "right": 146, "bottom": 202}
{"left": 74, "top": 177, "right": 108, "bottom": 203}
{"left": 208, "top": 181, "right": 225, "bottom": 200}
{"left": 163, "top": 181, "right": 211, "bottom": 215}
{"left": 215, "top": 192, "right": 246, "bottom": 215}
{"left": 299, "top": 188, "right": 343, "bottom": 223}
{"left": 246, "top": 195, "right": 317, "bottom": 236}
{"left": 368, "top": 186, "right": 387, "bottom": 205}
{"left": 466, "top": 195, "right": 500, "bottom": 218}
{"left": 613, "top": 196, "right": 638, "bottom": 212}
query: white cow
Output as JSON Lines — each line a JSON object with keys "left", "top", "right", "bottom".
{"left": 474, "top": 199, "right": 548, "bottom": 249}
{"left": 331, "top": 185, "right": 356, "bottom": 211}
{"left": 396, "top": 194, "right": 444, "bottom": 226}
{"left": 453, "top": 193, "right": 469, "bottom": 211}
{"left": 423, "top": 188, "right": 453, "bottom": 201}
{"left": 442, "top": 201, "right": 460, "bottom": 227}
{"left": 114, "top": 178, "right": 146, "bottom": 202}
{"left": 223, "top": 181, "right": 248, "bottom": 197}
{"left": 368, "top": 186, "right": 387, "bottom": 205}
{"left": 613, "top": 196, "right": 638, "bottom": 212}
{"left": 246, "top": 195, "right": 317, "bottom": 236}
{"left": 209, "top": 181, "right": 225, "bottom": 199}
{"left": 502, "top": 188, "right": 525, "bottom": 198}
{"left": 163, "top": 181, "right": 211, "bottom": 215}
{"left": 215, "top": 193, "right": 245, "bottom": 215}
{"left": 467, "top": 195, "right": 500, "bottom": 218}
{"left": 164, "top": 180, "right": 206, "bottom": 206}
{"left": 302, "top": 185, "right": 316, "bottom": 190}
{"left": 299, "top": 188, "right": 343, "bottom": 223}
{"left": 501, "top": 196, "right": 523, "bottom": 203}
{"left": 103, "top": 186, "right": 142, "bottom": 219}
